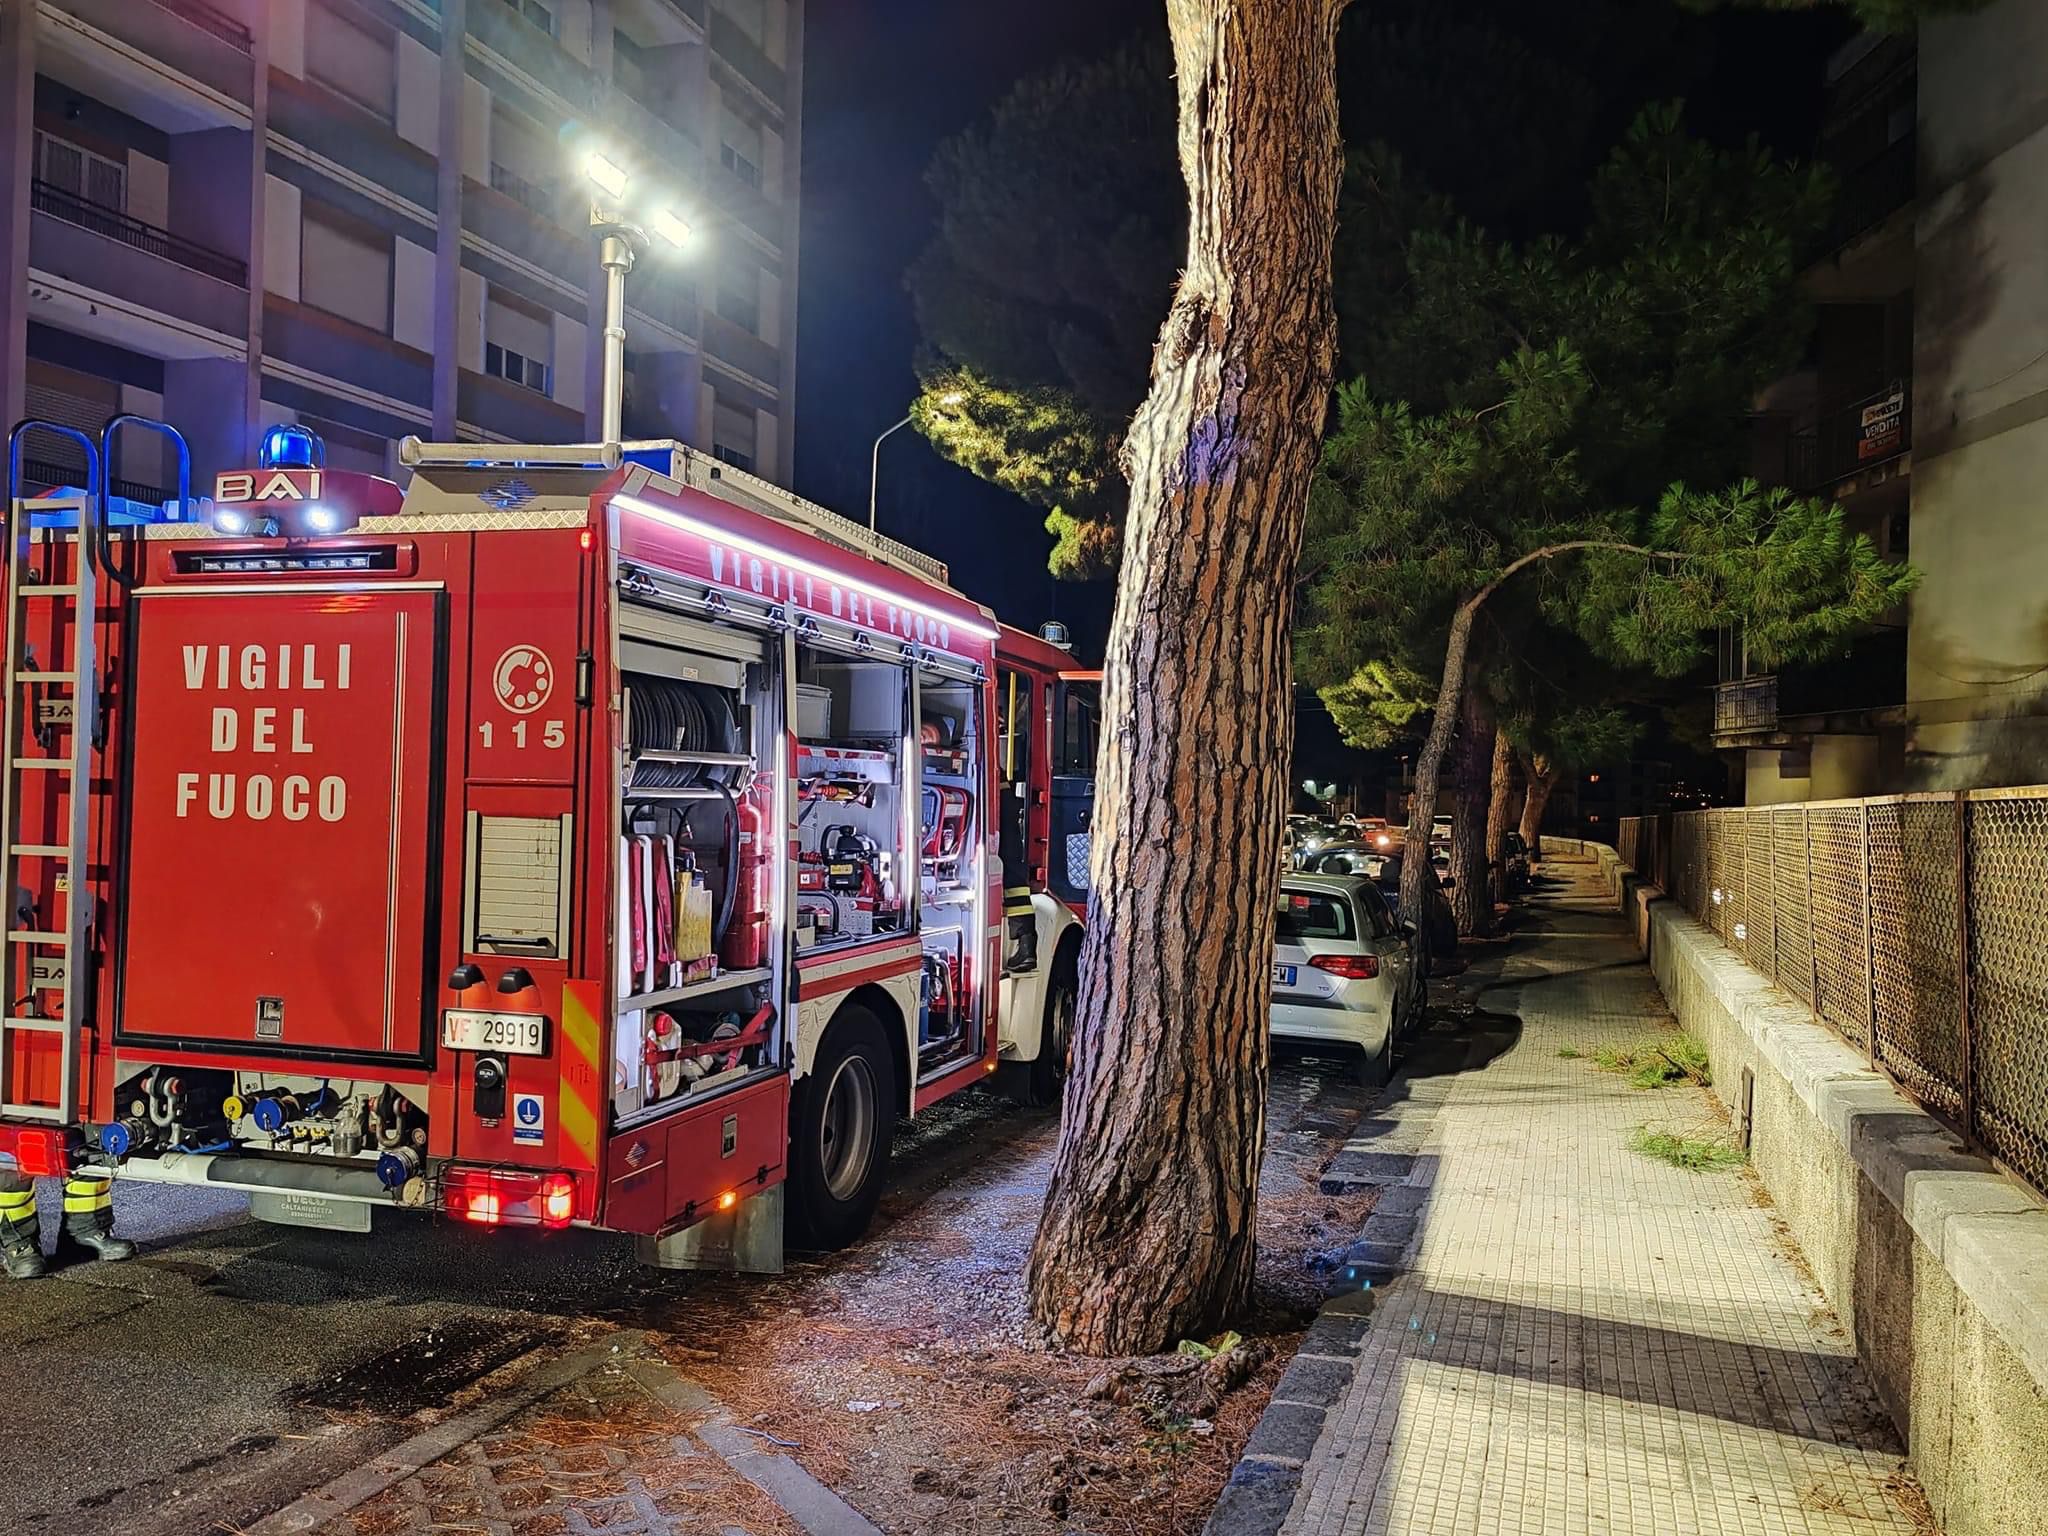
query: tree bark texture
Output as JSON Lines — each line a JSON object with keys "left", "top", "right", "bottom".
{"left": 1449, "top": 689, "right": 1494, "bottom": 937}
{"left": 1027, "top": 0, "right": 1349, "bottom": 1357}
{"left": 1519, "top": 752, "right": 1558, "bottom": 846}
{"left": 1484, "top": 725, "right": 1514, "bottom": 905}
{"left": 1398, "top": 603, "right": 1475, "bottom": 925}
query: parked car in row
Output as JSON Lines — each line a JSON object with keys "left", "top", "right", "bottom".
{"left": 1270, "top": 874, "right": 1427, "bottom": 1086}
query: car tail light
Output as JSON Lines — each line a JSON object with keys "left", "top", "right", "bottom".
{"left": 1311, "top": 954, "right": 1381, "bottom": 981}
{"left": 7, "top": 1127, "right": 70, "bottom": 1177}
{"left": 442, "top": 1167, "right": 577, "bottom": 1229}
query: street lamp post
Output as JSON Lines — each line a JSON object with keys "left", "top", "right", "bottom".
{"left": 868, "top": 414, "right": 913, "bottom": 532}
{"left": 869, "top": 391, "right": 963, "bottom": 532}
{"left": 574, "top": 142, "right": 692, "bottom": 450}
{"left": 597, "top": 233, "right": 635, "bottom": 446}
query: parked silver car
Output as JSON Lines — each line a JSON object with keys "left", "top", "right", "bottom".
{"left": 1271, "top": 873, "right": 1427, "bottom": 1086}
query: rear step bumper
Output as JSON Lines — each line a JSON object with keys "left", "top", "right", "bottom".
{"left": 105, "top": 1150, "right": 398, "bottom": 1207}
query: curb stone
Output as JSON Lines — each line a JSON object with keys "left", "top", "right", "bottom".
{"left": 1206, "top": 1050, "right": 1439, "bottom": 1536}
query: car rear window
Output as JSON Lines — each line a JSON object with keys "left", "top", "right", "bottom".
{"left": 1276, "top": 889, "right": 1354, "bottom": 941}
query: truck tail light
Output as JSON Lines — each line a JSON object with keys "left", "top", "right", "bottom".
{"left": 6, "top": 1127, "right": 70, "bottom": 1177}
{"left": 442, "top": 1167, "right": 577, "bottom": 1229}
{"left": 1311, "top": 954, "right": 1381, "bottom": 981}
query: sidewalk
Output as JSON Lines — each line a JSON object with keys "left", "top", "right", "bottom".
{"left": 1219, "top": 857, "right": 1933, "bottom": 1536}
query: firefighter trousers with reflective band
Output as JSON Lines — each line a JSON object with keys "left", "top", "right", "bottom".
{"left": 0, "top": 1172, "right": 33, "bottom": 1241}
{"left": 62, "top": 1175, "right": 113, "bottom": 1230}
{"left": 1004, "top": 884, "right": 1037, "bottom": 973}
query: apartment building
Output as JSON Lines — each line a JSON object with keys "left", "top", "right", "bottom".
{"left": 0, "top": 0, "right": 801, "bottom": 501}
{"left": 1718, "top": 0, "right": 2048, "bottom": 802}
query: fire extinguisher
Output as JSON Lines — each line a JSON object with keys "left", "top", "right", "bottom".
{"left": 720, "top": 777, "right": 772, "bottom": 970}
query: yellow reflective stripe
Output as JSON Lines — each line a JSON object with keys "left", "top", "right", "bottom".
{"left": 0, "top": 1190, "right": 35, "bottom": 1207}
{"left": 62, "top": 1197, "right": 110, "bottom": 1214}
{"left": 62, "top": 1179, "right": 108, "bottom": 1195}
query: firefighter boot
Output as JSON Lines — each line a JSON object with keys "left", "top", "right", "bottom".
{"left": 57, "top": 1177, "right": 133, "bottom": 1263}
{"left": 1004, "top": 885, "right": 1038, "bottom": 974}
{"left": 0, "top": 1179, "right": 43, "bottom": 1280}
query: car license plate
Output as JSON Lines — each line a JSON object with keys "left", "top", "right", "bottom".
{"left": 442, "top": 1009, "right": 547, "bottom": 1055}
{"left": 1272, "top": 963, "right": 1297, "bottom": 987}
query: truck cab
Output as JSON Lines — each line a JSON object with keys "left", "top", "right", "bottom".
{"left": 991, "top": 622, "right": 1100, "bottom": 1105}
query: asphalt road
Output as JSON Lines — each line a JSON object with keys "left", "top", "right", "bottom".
{"left": 0, "top": 1062, "right": 1366, "bottom": 1536}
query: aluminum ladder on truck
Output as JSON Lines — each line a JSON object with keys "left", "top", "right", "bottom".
{"left": 0, "top": 422, "right": 106, "bottom": 1126}
{"left": 0, "top": 418, "right": 191, "bottom": 1127}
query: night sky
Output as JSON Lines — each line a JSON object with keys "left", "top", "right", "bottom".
{"left": 789, "top": 0, "right": 1852, "bottom": 667}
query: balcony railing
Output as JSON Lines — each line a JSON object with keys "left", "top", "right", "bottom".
{"left": 1819, "top": 136, "right": 1915, "bottom": 256}
{"left": 1713, "top": 676, "right": 1780, "bottom": 738}
{"left": 32, "top": 180, "right": 247, "bottom": 287}
{"left": 1785, "top": 381, "right": 1910, "bottom": 491}
{"left": 489, "top": 163, "right": 556, "bottom": 221}
{"left": 137, "top": 0, "right": 251, "bottom": 52}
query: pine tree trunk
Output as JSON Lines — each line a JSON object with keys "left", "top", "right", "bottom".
{"left": 1519, "top": 756, "right": 1558, "bottom": 846}
{"left": 1485, "top": 726, "right": 1513, "bottom": 906}
{"left": 1026, "top": 0, "right": 1349, "bottom": 1357}
{"left": 1398, "top": 603, "right": 1477, "bottom": 925}
{"left": 1449, "top": 689, "right": 1493, "bottom": 936}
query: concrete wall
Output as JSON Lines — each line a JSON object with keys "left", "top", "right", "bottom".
{"left": 1905, "top": 0, "right": 2048, "bottom": 790}
{"left": 1559, "top": 837, "right": 2048, "bottom": 1536}
{"left": 1812, "top": 734, "right": 1881, "bottom": 800}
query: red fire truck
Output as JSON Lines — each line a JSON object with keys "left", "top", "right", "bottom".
{"left": 0, "top": 421, "right": 1085, "bottom": 1270}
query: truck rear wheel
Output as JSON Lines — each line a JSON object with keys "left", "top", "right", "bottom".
{"left": 788, "top": 1005, "right": 895, "bottom": 1251}
{"left": 1027, "top": 946, "right": 1079, "bottom": 1107}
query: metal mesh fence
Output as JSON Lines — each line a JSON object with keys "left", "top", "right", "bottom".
{"left": 1615, "top": 787, "right": 2048, "bottom": 1199}
{"left": 1771, "top": 809, "right": 1814, "bottom": 1006}
{"left": 1966, "top": 795, "right": 2048, "bottom": 1193}
{"left": 1867, "top": 798, "right": 1964, "bottom": 1119}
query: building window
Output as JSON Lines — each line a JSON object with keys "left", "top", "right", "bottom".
{"left": 485, "top": 343, "right": 550, "bottom": 394}
{"left": 511, "top": 0, "right": 555, "bottom": 36}
{"left": 716, "top": 264, "right": 760, "bottom": 336}
{"left": 307, "top": 2, "right": 395, "bottom": 121}
{"left": 719, "top": 106, "right": 762, "bottom": 190}
{"left": 301, "top": 203, "right": 393, "bottom": 333}
{"left": 36, "top": 131, "right": 124, "bottom": 212}
{"left": 486, "top": 292, "right": 555, "bottom": 396}
{"left": 712, "top": 400, "right": 756, "bottom": 473}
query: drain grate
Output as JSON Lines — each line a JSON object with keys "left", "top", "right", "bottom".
{"left": 295, "top": 1318, "right": 556, "bottom": 1416}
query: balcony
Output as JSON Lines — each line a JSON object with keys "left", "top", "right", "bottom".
{"left": 1714, "top": 676, "right": 1780, "bottom": 740}
{"left": 53, "top": 0, "right": 254, "bottom": 109}
{"left": 268, "top": 76, "right": 437, "bottom": 219}
{"left": 29, "top": 182, "right": 249, "bottom": 342}
{"left": 701, "top": 312, "right": 779, "bottom": 390}
{"left": 1819, "top": 136, "right": 1916, "bottom": 257}
{"left": 708, "top": 11, "right": 785, "bottom": 107}
{"left": 459, "top": 368, "right": 582, "bottom": 443}
{"left": 489, "top": 163, "right": 555, "bottom": 223}
{"left": 33, "top": 180, "right": 245, "bottom": 286}
{"left": 264, "top": 298, "right": 432, "bottom": 417}
{"left": 471, "top": 0, "right": 603, "bottom": 114}
{"left": 1784, "top": 381, "right": 1911, "bottom": 492}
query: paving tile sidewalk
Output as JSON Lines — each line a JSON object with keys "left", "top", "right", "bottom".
{"left": 1216, "top": 857, "right": 1932, "bottom": 1536}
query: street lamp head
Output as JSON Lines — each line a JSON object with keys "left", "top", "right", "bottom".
{"left": 649, "top": 206, "right": 694, "bottom": 250}
{"left": 581, "top": 149, "right": 629, "bottom": 200}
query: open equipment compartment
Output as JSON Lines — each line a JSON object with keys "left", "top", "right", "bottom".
{"left": 609, "top": 601, "right": 786, "bottom": 1128}
{"left": 792, "top": 648, "right": 913, "bottom": 952}
{"left": 915, "top": 669, "right": 985, "bottom": 1072}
